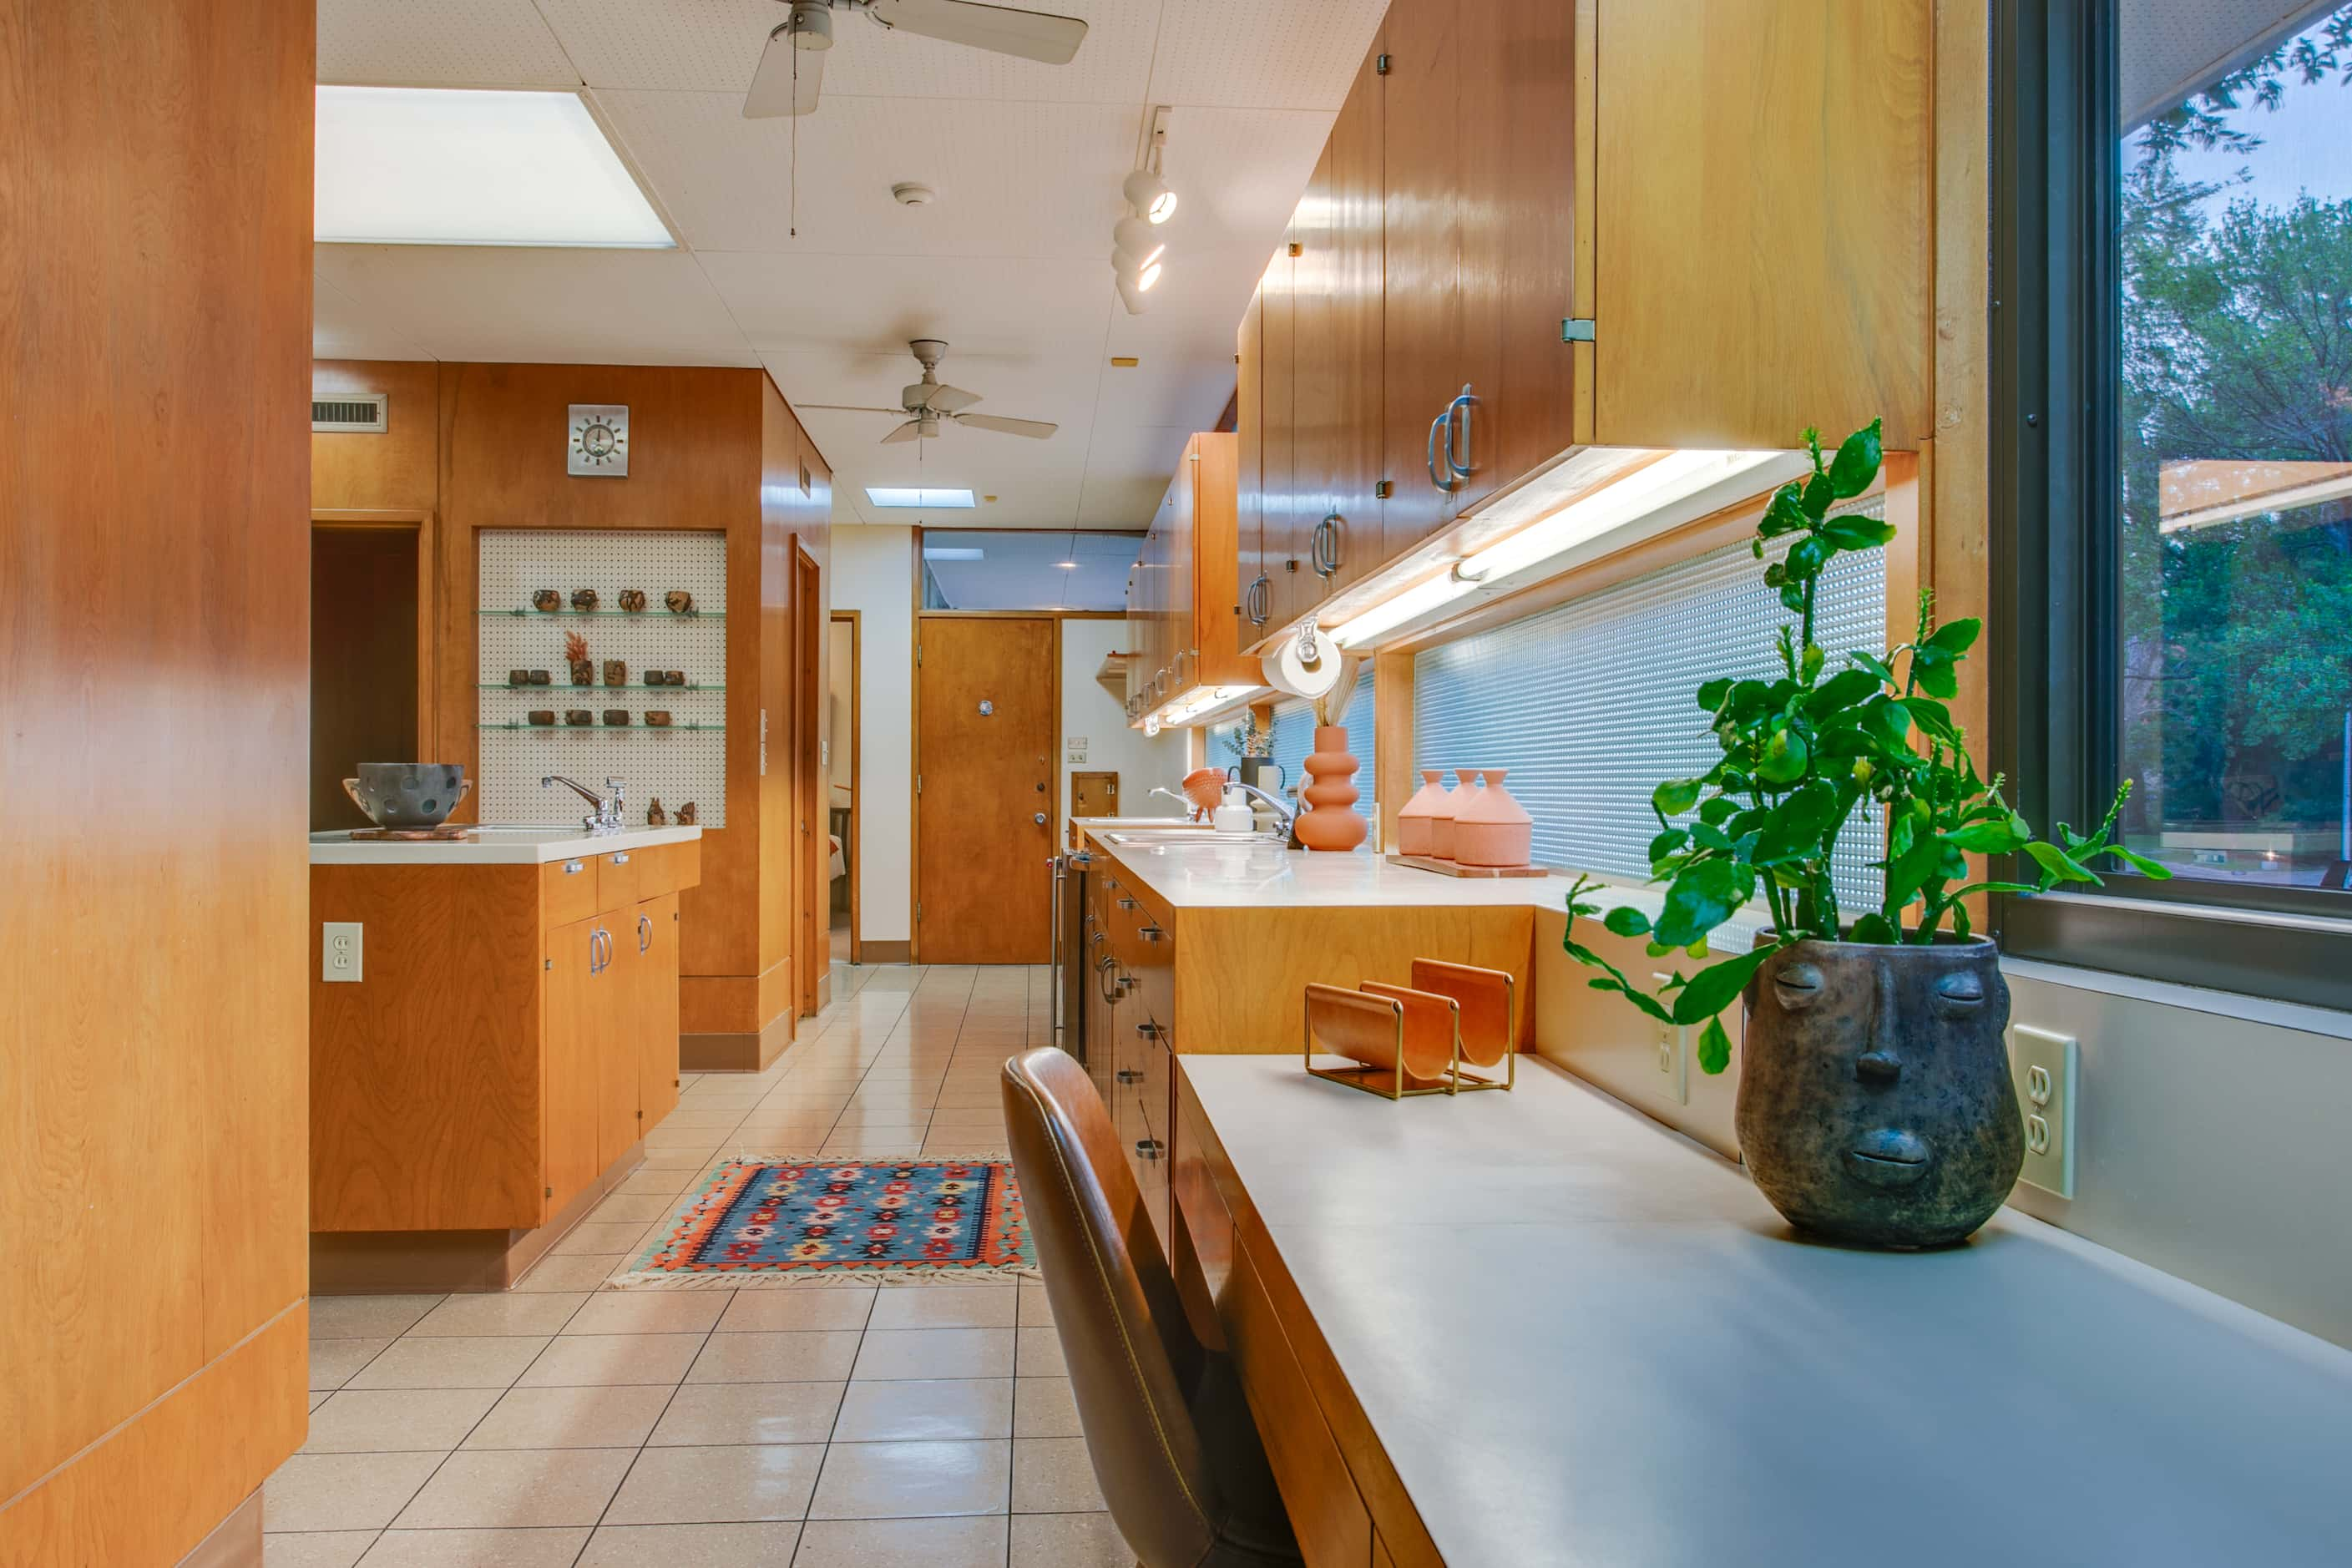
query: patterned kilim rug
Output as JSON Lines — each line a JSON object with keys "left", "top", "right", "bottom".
{"left": 607, "top": 1156, "right": 1034, "bottom": 1289}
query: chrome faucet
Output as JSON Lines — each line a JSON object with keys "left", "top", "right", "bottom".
{"left": 1224, "top": 781, "right": 1298, "bottom": 835}
{"left": 1148, "top": 786, "right": 1201, "bottom": 819}
{"left": 544, "top": 775, "right": 626, "bottom": 834}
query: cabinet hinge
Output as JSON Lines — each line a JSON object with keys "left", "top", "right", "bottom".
{"left": 1561, "top": 317, "right": 1596, "bottom": 343}
{"left": 1376, "top": 52, "right": 1390, "bottom": 74}
{"left": 544, "top": 1186, "right": 553, "bottom": 1199}
{"left": 1374, "top": 478, "right": 1393, "bottom": 498}
{"left": 915, "top": 643, "right": 923, "bottom": 666}
{"left": 916, "top": 901, "right": 924, "bottom": 921}
{"left": 916, "top": 773, "right": 923, "bottom": 795}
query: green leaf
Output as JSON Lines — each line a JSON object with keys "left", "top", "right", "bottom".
{"left": 2098, "top": 845, "right": 2176, "bottom": 880}
{"left": 1820, "top": 513, "right": 1899, "bottom": 551}
{"left": 1695, "top": 1016, "right": 1732, "bottom": 1075}
{"left": 1602, "top": 905, "right": 1652, "bottom": 939}
{"left": 1670, "top": 944, "right": 1783, "bottom": 1027}
{"left": 1849, "top": 913, "right": 1899, "bottom": 944}
{"left": 1945, "top": 816, "right": 2029, "bottom": 855}
{"left": 1805, "top": 669, "right": 1882, "bottom": 716}
{"left": 1865, "top": 699, "right": 1913, "bottom": 751}
{"left": 1914, "top": 655, "right": 1960, "bottom": 700}
{"left": 1753, "top": 781, "right": 1842, "bottom": 863}
{"left": 1697, "top": 795, "right": 1740, "bottom": 826}
{"left": 1653, "top": 858, "right": 1753, "bottom": 948}
{"left": 1755, "top": 727, "right": 1810, "bottom": 785}
{"left": 1690, "top": 822, "right": 1735, "bottom": 852}
{"left": 1827, "top": 419, "right": 1884, "bottom": 498}
{"left": 1758, "top": 483, "right": 1810, "bottom": 538}
{"left": 1696, "top": 676, "right": 1733, "bottom": 711}
{"left": 1787, "top": 536, "right": 1832, "bottom": 579}
{"left": 1585, "top": 974, "right": 1673, "bottom": 1024}
{"left": 2024, "top": 840, "right": 2102, "bottom": 887}
{"left": 1801, "top": 472, "right": 1837, "bottom": 518}
{"left": 1647, "top": 827, "right": 1690, "bottom": 862}
{"left": 1800, "top": 643, "right": 1826, "bottom": 683}
{"left": 1925, "top": 616, "right": 1981, "bottom": 654}
{"left": 1848, "top": 650, "right": 1896, "bottom": 685}
{"left": 1903, "top": 695, "right": 1960, "bottom": 744}
{"left": 1652, "top": 778, "right": 1704, "bottom": 817}
{"left": 1780, "top": 583, "right": 1808, "bottom": 613}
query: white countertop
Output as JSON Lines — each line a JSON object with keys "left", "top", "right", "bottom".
{"left": 1075, "top": 820, "right": 1581, "bottom": 909}
{"left": 310, "top": 824, "right": 703, "bottom": 866}
{"left": 1180, "top": 1054, "right": 2352, "bottom": 1565}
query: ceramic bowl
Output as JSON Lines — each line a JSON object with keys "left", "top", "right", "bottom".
{"left": 343, "top": 763, "right": 468, "bottom": 828}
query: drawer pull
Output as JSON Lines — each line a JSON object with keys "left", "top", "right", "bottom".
{"left": 1141, "top": 924, "right": 1165, "bottom": 942}
{"left": 1116, "top": 897, "right": 1138, "bottom": 911}
{"left": 609, "top": 851, "right": 630, "bottom": 865}
{"left": 563, "top": 858, "right": 585, "bottom": 875}
{"left": 1116, "top": 1069, "right": 1142, "bottom": 1084}
{"left": 1135, "top": 1140, "right": 1165, "bottom": 1161}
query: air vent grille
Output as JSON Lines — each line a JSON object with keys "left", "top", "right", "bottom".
{"left": 312, "top": 394, "right": 387, "bottom": 433}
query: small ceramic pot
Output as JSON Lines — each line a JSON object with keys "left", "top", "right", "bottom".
{"left": 527, "top": 710, "right": 556, "bottom": 726}
{"left": 1398, "top": 769, "right": 1450, "bottom": 857}
{"left": 1738, "top": 934, "right": 2024, "bottom": 1248}
{"left": 603, "top": 709, "right": 630, "bottom": 726}
{"left": 667, "top": 670, "right": 688, "bottom": 687}
{"left": 571, "top": 589, "right": 600, "bottom": 612}
{"left": 532, "top": 589, "right": 561, "bottom": 613}
{"left": 570, "top": 662, "right": 595, "bottom": 687}
{"left": 508, "top": 670, "right": 529, "bottom": 687}
{"left": 644, "top": 670, "right": 666, "bottom": 686}
{"left": 565, "top": 710, "right": 594, "bottom": 726}
{"left": 1294, "top": 726, "right": 1367, "bottom": 852}
{"left": 619, "top": 589, "right": 648, "bottom": 612}
{"left": 1452, "top": 768, "right": 1532, "bottom": 867}
{"left": 665, "top": 590, "right": 694, "bottom": 615}
{"left": 342, "top": 763, "right": 468, "bottom": 828}
{"left": 645, "top": 711, "right": 673, "bottom": 728}
{"left": 528, "top": 670, "right": 551, "bottom": 685}
{"left": 604, "top": 660, "right": 628, "bottom": 687}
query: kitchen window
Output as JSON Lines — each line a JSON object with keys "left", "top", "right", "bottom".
{"left": 1994, "top": 0, "right": 2352, "bottom": 1007}
{"left": 1270, "top": 675, "right": 1378, "bottom": 829}
{"left": 1412, "top": 517, "right": 1885, "bottom": 901}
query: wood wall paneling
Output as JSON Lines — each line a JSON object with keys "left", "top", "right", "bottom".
{"left": 1593, "top": 0, "right": 1932, "bottom": 451}
{"left": 311, "top": 358, "right": 442, "bottom": 513}
{"left": 0, "top": 0, "right": 315, "bottom": 1552}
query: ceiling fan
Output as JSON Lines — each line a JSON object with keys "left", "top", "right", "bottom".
{"left": 803, "top": 339, "right": 1059, "bottom": 445}
{"left": 746, "top": 0, "right": 1089, "bottom": 119}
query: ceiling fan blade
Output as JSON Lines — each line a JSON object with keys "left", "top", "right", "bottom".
{"left": 870, "top": 0, "right": 1088, "bottom": 64}
{"left": 744, "top": 24, "right": 824, "bottom": 118}
{"left": 954, "top": 412, "right": 1057, "bottom": 439}
{"left": 927, "top": 383, "right": 982, "bottom": 413}
{"left": 879, "top": 420, "right": 924, "bottom": 445}
{"left": 801, "top": 403, "right": 908, "bottom": 416}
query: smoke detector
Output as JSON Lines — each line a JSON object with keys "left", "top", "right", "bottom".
{"left": 891, "top": 182, "right": 937, "bottom": 206}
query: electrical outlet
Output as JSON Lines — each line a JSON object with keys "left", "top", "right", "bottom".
{"left": 2008, "top": 1024, "right": 2077, "bottom": 1197}
{"left": 1650, "top": 972, "right": 1687, "bottom": 1105}
{"left": 323, "top": 922, "right": 363, "bottom": 983}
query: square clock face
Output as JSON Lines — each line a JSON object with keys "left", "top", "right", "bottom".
{"left": 568, "top": 404, "right": 629, "bottom": 477}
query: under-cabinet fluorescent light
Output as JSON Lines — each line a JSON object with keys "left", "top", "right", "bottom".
{"left": 869, "top": 488, "right": 976, "bottom": 509}
{"left": 1330, "top": 448, "right": 1800, "bottom": 649}
{"left": 315, "top": 88, "right": 671, "bottom": 248}
{"left": 1151, "top": 685, "right": 1265, "bottom": 728}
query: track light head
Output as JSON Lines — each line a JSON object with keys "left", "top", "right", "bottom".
{"left": 1122, "top": 169, "right": 1176, "bottom": 223}
{"left": 1115, "top": 271, "right": 1150, "bottom": 316}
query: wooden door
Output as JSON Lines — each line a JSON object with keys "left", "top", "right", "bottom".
{"left": 916, "top": 615, "right": 1058, "bottom": 963}
{"left": 543, "top": 914, "right": 603, "bottom": 1217}
{"left": 797, "top": 547, "right": 823, "bottom": 1014}
{"left": 1380, "top": 3, "right": 1469, "bottom": 562}
{"left": 1236, "top": 290, "right": 1271, "bottom": 642}
{"left": 636, "top": 893, "right": 681, "bottom": 1130}
{"left": 1458, "top": 0, "right": 1578, "bottom": 506}
{"left": 1072, "top": 771, "right": 1119, "bottom": 818}
{"left": 1326, "top": 38, "right": 1388, "bottom": 594}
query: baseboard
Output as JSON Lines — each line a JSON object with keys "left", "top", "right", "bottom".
{"left": 680, "top": 1010, "right": 794, "bottom": 1073}
{"left": 861, "top": 939, "right": 913, "bottom": 963}
{"left": 310, "top": 1138, "right": 644, "bottom": 1293}
{"left": 177, "top": 1490, "right": 261, "bottom": 1568}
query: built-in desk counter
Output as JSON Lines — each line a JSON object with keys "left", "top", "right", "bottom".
{"left": 1173, "top": 1053, "right": 2352, "bottom": 1567}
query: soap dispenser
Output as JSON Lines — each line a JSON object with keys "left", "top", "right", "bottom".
{"left": 1212, "top": 787, "right": 1254, "bottom": 836}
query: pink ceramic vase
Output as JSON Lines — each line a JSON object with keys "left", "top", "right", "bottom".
{"left": 1452, "top": 768, "right": 1533, "bottom": 867}
{"left": 1436, "top": 770, "right": 1477, "bottom": 859}
{"left": 1397, "top": 769, "right": 1450, "bottom": 857}
{"left": 1294, "top": 725, "right": 1368, "bottom": 852}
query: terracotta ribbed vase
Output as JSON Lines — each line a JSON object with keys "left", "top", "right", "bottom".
{"left": 1452, "top": 768, "right": 1532, "bottom": 867}
{"left": 1397, "top": 769, "right": 1451, "bottom": 857}
{"left": 1294, "top": 725, "right": 1368, "bottom": 852}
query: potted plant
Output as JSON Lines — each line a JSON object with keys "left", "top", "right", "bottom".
{"left": 1562, "top": 421, "right": 2170, "bottom": 1247}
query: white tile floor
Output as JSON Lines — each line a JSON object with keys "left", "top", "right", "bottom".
{"left": 269, "top": 964, "right": 1133, "bottom": 1568}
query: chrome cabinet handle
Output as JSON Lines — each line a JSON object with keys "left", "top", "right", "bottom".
{"left": 609, "top": 851, "right": 630, "bottom": 865}
{"left": 1116, "top": 897, "right": 1138, "bottom": 911}
{"left": 1311, "top": 513, "right": 1341, "bottom": 579}
{"left": 1116, "top": 1068, "right": 1142, "bottom": 1084}
{"left": 1247, "top": 574, "right": 1271, "bottom": 626}
{"left": 1140, "top": 925, "right": 1165, "bottom": 943}
{"left": 1426, "top": 409, "right": 1453, "bottom": 489}
{"left": 638, "top": 913, "right": 653, "bottom": 953}
{"left": 1135, "top": 1140, "right": 1165, "bottom": 1161}
{"left": 563, "top": 858, "right": 585, "bottom": 875}
{"left": 1445, "top": 384, "right": 1478, "bottom": 481}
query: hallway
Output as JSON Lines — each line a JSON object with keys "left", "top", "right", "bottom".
{"left": 266, "top": 965, "right": 1129, "bottom": 1567}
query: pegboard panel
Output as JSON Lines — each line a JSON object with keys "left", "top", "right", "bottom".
{"left": 478, "top": 529, "right": 729, "bottom": 827}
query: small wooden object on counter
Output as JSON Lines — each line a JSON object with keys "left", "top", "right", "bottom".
{"left": 532, "top": 589, "right": 561, "bottom": 612}
{"left": 675, "top": 802, "right": 698, "bottom": 825}
{"left": 571, "top": 588, "right": 600, "bottom": 612}
{"left": 565, "top": 709, "right": 593, "bottom": 726}
{"left": 528, "top": 710, "right": 556, "bottom": 726}
{"left": 604, "top": 659, "right": 627, "bottom": 686}
{"left": 1384, "top": 853, "right": 1548, "bottom": 879}
{"left": 645, "top": 711, "right": 672, "bottom": 728}
{"left": 665, "top": 589, "right": 693, "bottom": 615}
{"left": 619, "top": 588, "right": 647, "bottom": 612}
{"left": 647, "top": 797, "right": 668, "bottom": 826}
{"left": 603, "top": 709, "right": 630, "bottom": 726}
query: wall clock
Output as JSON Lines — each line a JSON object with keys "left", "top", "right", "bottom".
{"left": 568, "top": 404, "right": 629, "bottom": 477}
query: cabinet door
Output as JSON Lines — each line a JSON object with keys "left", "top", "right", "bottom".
{"left": 1168, "top": 439, "right": 1196, "bottom": 690}
{"left": 1259, "top": 235, "right": 1317, "bottom": 632}
{"left": 1235, "top": 291, "right": 1270, "bottom": 642}
{"left": 1458, "top": 0, "right": 1578, "bottom": 508}
{"left": 1380, "top": 2, "right": 1471, "bottom": 563}
{"left": 594, "top": 914, "right": 638, "bottom": 1169}
{"left": 543, "top": 914, "right": 603, "bottom": 1219}
{"left": 1292, "top": 140, "right": 1342, "bottom": 613}
{"left": 635, "top": 893, "right": 681, "bottom": 1132}
{"left": 1324, "top": 38, "right": 1388, "bottom": 595}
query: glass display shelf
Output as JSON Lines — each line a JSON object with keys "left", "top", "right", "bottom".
{"left": 479, "top": 683, "right": 725, "bottom": 692}
{"left": 478, "top": 722, "right": 726, "bottom": 733}
{"left": 481, "top": 608, "right": 724, "bottom": 620}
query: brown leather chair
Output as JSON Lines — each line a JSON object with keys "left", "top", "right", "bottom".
{"left": 1003, "top": 1048, "right": 1302, "bottom": 1568}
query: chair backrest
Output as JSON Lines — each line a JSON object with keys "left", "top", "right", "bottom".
{"left": 1001, "top": 1048, "right": 1221, "bottom": 1566}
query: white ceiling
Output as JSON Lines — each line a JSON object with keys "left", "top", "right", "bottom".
{"left": 313, "top": 0, "right": 1384, "bottom": 527}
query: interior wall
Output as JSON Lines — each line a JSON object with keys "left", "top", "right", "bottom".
{"left": 834, "top": 526, "right": 917, "bottom": 947}
{"left": 311, "top": 527, "right": 420, "bottom": 829}
{"left": 0, "top": 0, "right": 315, "bottom": 1557}
{"left": 1059, "top": 618, "right": 1190, "bottom": 817}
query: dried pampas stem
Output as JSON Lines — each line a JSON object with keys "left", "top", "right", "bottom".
{"left": 1313, "top": 655, "right": 1363, "bottom": 728}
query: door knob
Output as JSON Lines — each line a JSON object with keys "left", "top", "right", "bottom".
{"left": 1033, "top": 812, "right": 1048, "bottom": 826}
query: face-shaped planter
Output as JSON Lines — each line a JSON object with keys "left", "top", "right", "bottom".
{"left": 1737, "top": 936, "right": 2022, "bottom": 1248}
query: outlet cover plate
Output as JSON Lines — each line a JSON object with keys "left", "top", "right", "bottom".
{"left": 323, "top": 921, "right": 363, "bottom": 984}
{"left": 1650, "top": 971, "right": 1688, "bottom": 1105}
{"left": 2009, "top": 1024, "right": 2077, "bottom": 1197}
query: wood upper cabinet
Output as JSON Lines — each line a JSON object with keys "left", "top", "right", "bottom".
{"left": 1124, "top": 432, "right": 1248, "bottom": 726}
{"left": 1255, "top": 238, "right": 1308, "bottom": 634}
{"left": 1236, "top": 289, "right": 1269, "bottom": 640}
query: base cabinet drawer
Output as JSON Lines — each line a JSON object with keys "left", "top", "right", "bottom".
{"left": 541, "top": 854, "right": 600, "bottom": 926}
{"left": 1230, "top": 1241, "right": 1373, "bottom": 1568}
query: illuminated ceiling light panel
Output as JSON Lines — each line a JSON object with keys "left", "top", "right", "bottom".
{"left": 315, "top": 88, "right": 671, "bottom": 248}
{"left": 869, "top": 488, "right": 977, "bottom": 508}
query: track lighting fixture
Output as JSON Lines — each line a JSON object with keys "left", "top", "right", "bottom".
{"left": 1121, "top": 169, "right": 1177, "bottom": 224}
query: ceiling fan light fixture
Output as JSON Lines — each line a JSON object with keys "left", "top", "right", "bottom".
{"left": 787, "top": 1, "right": 834, "bottom": 49}
{"left": 1122, "top": 170, "right": 1176, "bottom": 224}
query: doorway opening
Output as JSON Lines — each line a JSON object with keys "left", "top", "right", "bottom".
{"left": 310, "top": 517, "right": 427, "bottom": 828}
{"left": 828, "top": 610, "right": 861, "bottom": 984}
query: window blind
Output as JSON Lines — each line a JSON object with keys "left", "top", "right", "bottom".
{"left": 1412, "top": 504, "right": 1887, "bottom": 908}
